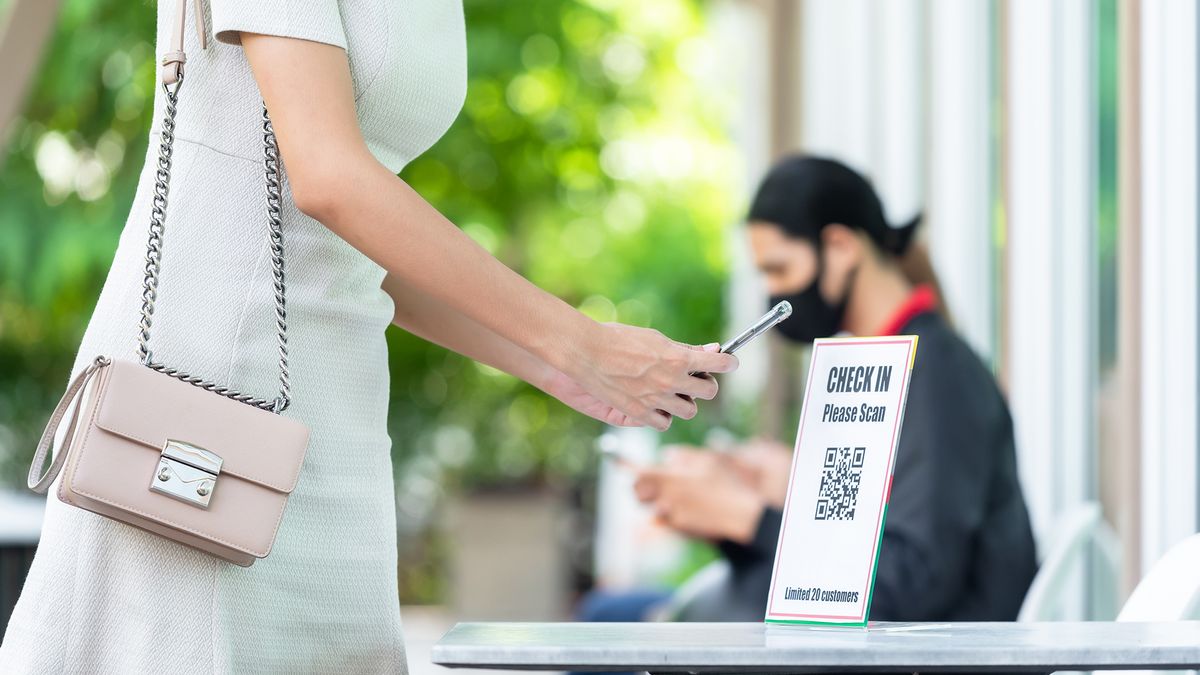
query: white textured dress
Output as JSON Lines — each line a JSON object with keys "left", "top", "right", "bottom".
{"left": 0, "top": 1, "right": 466, "bottom": 672}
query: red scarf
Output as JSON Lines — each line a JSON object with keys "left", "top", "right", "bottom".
{"left": 876, "top": 284, "right": 939, "bottom": 336}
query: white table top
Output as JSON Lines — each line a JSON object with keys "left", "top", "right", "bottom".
{"left": 432, "top": 620, "right": 1200, "bottom": 672}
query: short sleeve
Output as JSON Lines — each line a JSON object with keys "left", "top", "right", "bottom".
{"left": 210, "top": 0, "right": 348, "bottom": 50}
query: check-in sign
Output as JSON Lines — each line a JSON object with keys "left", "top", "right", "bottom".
{"left": 765, "top": 335, "right": 918, "bottom": 626}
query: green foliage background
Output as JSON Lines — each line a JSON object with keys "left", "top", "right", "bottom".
{"left": 0, "top": 0, "right": 740, "bottom": 512}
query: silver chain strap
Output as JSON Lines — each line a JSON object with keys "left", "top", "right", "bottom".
{"left": 137, "top": 76, "right": 292, "bottom": 413}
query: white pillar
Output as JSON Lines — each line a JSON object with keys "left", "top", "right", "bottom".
{"left": 1139, "top": 0, "right": 1199, "bottom": 567}
{"left": 872, "top": 0, "right": 924, "bottom": 225}
{"left": 926, "top": 0, "right": 994, "bottom": 362}
{"left": 1004, "top": 0, "right": 1096, "bottom": 540}
{"left": 800, "top": 0, "right": 875, "bottom": 172}
{"left": 1054, "top": 0, "right": 1098, "bottom": 539}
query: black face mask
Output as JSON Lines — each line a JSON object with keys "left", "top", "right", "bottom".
{"left": 769, "top": 255, "right": 856, "bottom": 344}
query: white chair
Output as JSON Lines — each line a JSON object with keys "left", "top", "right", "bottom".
{"left": 1018, "top": 502, "right": 1122, "bottom": 621}
{"left": 1103, "top": 532, "right": 1200, "bottom": 675}
{"left": 649, "top": 558, "right": 731, "bottom": 621}
{"left": 1118, "top": 532, "right": 1200, "bottom": 622}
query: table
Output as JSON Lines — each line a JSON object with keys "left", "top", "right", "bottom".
{"left": 432, "top": 621, "right": 1200, "bottom": 672}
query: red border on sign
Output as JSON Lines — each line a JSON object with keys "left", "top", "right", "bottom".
{"left": 765, "top": 337, "right": 915, "bottom": 622}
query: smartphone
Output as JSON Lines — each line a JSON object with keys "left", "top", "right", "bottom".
{"left": 719, "top": 301, "right": 793, "bottom": 355}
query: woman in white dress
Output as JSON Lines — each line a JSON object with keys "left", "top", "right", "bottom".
{"left": 0, "top": 0, "right": 736, "bottom": 672}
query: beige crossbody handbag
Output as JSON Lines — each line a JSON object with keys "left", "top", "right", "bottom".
{"left": 25, "top": 0, "right": 309, "bottom": 568}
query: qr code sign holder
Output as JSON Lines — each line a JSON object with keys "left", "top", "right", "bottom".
{"left": 765, "top": 335, "right": 918, "bottom": 627}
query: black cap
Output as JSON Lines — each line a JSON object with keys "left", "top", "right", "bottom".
{"left": 747, "top": 155, "right": 919, "bottom": 256}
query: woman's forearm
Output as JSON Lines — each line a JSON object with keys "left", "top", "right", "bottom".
{"left": 316, "top": 157, "right": 592, "bottom": 373}
{"left": 381, "top": 272, "right": 552, "bottom": 388}
{"left": 240, "top": 36, "right": 591, "bottom": 373}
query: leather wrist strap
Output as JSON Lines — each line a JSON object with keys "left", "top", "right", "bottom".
{"left": 161, "top": 0, "right": 208, "bottom": 85}
{"left": 27, "top": 356, "right": 111, "bottom": 493}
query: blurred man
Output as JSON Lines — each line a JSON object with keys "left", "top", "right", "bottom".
{"left": 632, "top": 156, "right": 1038, "bottom": 622}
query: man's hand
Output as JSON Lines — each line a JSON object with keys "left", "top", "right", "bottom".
{"left": 632, "top": 446, "right": 766, "bottom": 544}
{"left": 727, "top": 439, "right": 794, "bottom": 508}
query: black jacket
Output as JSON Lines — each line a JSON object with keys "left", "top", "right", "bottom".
{"left": 684, "top": 310, "right": 1038, "bottom": 622}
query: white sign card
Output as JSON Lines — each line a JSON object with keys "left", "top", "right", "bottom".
{"left": 764, "top": 335, "right": 919, "bottom": 626}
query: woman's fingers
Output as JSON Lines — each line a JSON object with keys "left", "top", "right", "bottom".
{"left": 655, "top": 393, "right": 699, "bottom": 421}
{"left": 685, "top": 346, "right": 739, "bottom": 375}
{"left": 646, "top": 409, "right": 672, "bottom": 431}
{"left": 667, "top": 344, "right": 727, "bottom": 400}
{"left": 599, "top": 406, "right": 644, "bottom": 428}
{"left": 628, "top": 398, "right": 672, "bottom": 431}
{"left": 679, "top": 373, "right": 719, "bottom": 400}
{"left": 643, "top": 338, "right": 735, "bottom": 422}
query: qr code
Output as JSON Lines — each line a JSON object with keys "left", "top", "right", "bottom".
{"left": 814, "top": 446, "right": 865, "bottom": 521}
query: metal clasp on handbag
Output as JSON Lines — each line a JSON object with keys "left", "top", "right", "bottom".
{"left": 150, "top": 439, "right": 222, "bottom": 508}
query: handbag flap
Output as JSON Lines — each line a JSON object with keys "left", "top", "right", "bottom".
{"left": 94, "top": 359, "right": 309, "bottom": 493}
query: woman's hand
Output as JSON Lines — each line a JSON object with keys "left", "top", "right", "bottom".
{"left": 559, "top": 323, "right": 738, "bottom": 431}
{"left": 538, "top": 367, "right": 643, "bottom": 427}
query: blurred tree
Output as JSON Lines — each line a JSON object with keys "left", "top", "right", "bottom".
{"left": 0, "top": 0, "right": 738, "bottom": 521}
{"left": 0, "top": 0, "right": 158, "bottom": 484}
